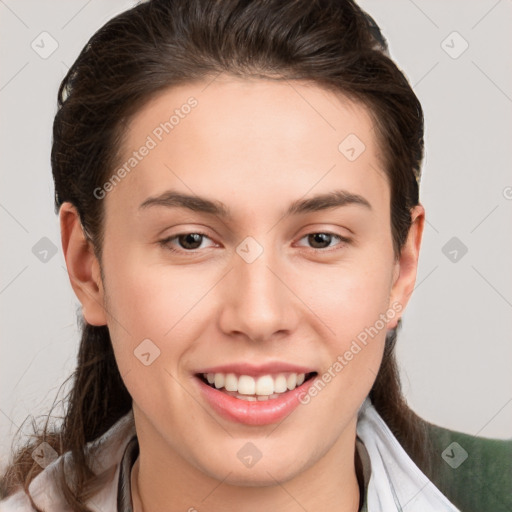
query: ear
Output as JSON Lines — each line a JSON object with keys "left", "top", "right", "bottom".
{"left": 387, "top": 204, "right": 425, "bottom": 329}
{"left": 59, "top": 202, "right": 107, "bottom": 326}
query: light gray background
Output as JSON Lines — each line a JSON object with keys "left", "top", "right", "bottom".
{"left": 1, "top": 0, "right": 511, "bottom": 473}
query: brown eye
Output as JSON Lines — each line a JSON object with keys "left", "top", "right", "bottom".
{"left": 307, "top": 233, "right": 335, "bottom": 249}
{"left": 297, "top": 232, "right": 351, "bottom": 251}
{"left": 159, "top": 232, "right": 215, "bottom": 253}
{"left": 176, "top": 233, "right": 204, "bottom": 250}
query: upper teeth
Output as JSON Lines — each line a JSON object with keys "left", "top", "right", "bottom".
{"left": 204, "top": 372, "right": 306, "bottom": 395}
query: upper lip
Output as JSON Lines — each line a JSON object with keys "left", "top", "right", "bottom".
{"left": 195, "top": 362, "right": 316, "bottom": 377}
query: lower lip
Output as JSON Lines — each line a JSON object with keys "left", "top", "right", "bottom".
{"left": 195, "top": 375, "right": 317, "bottom": 426}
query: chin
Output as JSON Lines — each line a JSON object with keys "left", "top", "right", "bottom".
{"left": 198, "top": 455, "right": 305, "bottom": 487}
{"left": 221, "top": 469, "right": 299, "bottom": 488}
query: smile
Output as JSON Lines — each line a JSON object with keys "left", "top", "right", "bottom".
{"left": 194, "top": 366, "right": 318, "bottom": 426}
{"left": 199, "top": 372, "right": 316, "bottom": 400}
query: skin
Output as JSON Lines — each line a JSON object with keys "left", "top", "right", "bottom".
{"left": 60, "top": 74, "right": 424, "bottom": 512}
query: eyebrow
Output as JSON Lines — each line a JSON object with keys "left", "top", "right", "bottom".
{"left": 138, "top": 188, "right": 372, "bottom": 219}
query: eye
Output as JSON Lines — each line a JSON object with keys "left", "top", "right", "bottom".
{"left": 296, "top": 232, "right": 351, "bottom": 252}
{"left": 159, "top": 232, "right": 216, "bottom": 253}
{"left": 159, "top": 231, "right": 351, "bottom": 255}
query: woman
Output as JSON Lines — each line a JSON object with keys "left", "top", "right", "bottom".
{"left": 0, "top": 0, "right": 510, "bottom": 511}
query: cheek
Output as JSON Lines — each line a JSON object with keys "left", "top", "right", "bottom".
{"left": 105, "top": 245, "right": 395, "bottom": 339}
{"left": 293, "top": 254, "right": 395, "bottom": 339}
{"left": 290, "top": 253, "right": 395, "bottom": 400}
{"left": 102, "top": 254, "right": 211, "bottom": 372}
{"left": 103, "top": 252, "right": 192, "bottom": 332}
{"left": 103, "top": 235, "right": 395, "bottom": 368}
{"left": 290, "top": 262, "right": 393, "bottom": 422}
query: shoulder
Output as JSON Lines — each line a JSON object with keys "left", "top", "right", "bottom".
{"left": 420, "top": 418, "right": 512, "bottom": 512}
{"left": 0, "top": 410, "right": 136, "bottom": 512}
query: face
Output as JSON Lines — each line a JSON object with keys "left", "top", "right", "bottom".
{"left": 65, "top": 75, "right": 422, "bottom": 486}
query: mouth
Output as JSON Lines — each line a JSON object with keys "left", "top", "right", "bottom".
{"left": 196, "top": 371, "right": 318, "bottom": 401}
{"left": 193, "top": 361, "right": 320, "bottom": 425}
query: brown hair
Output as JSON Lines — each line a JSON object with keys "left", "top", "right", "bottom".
{"left": 0, "top": 0, "right": 430, "bottom": 508}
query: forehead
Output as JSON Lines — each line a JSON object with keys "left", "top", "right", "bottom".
{"left": 104, "top": 76, "right": 389, "bottom": 221}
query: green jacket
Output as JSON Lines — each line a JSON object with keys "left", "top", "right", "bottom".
{"left": 417, "top": 420, "right": 512, "bottom": 512}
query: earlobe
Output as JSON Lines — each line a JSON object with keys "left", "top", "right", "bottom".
{"left": 387, "top": 204, "right": 425, "bottom": 329}
{"left": 59, "top": 202, "right": 108, "bottom": 326}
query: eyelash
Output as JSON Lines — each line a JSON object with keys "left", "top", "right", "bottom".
{"left": 158, "top": 231, "right": 351, "bottom": 255}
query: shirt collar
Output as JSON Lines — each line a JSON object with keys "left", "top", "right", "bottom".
{"left": 117, "top": 434, "right": 138, "bottom": 512}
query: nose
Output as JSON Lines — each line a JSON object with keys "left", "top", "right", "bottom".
{"left": 217, "top": 240, "right": 300, "bottom": 343}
